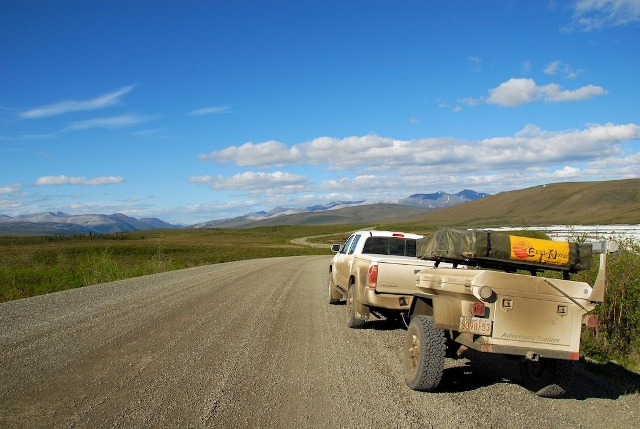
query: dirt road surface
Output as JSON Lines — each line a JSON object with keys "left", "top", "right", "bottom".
{"left": 1, "top": 256, "right": 638, "bottom": 428}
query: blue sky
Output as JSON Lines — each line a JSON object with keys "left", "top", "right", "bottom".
{"left": 2, "top": 0, "right": 639, "bottom": 225}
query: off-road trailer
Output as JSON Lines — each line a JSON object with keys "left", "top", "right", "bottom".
{"left": 403, "top": 229, "right": 617, "bottom": 397}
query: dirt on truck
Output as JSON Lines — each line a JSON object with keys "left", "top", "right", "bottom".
{"left": 403, "top": 228, "right": 617, "bottom": 397}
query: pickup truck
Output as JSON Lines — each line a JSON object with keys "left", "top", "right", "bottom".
{"left": 329, "top": 230, "right": 450, "bottom": 328}
{"left": 402, "top": 228, "right": 617, "bottom": 397}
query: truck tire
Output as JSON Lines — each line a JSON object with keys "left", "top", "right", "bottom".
{"left": 403, "top": 315, "right": 446, "bottom": 391}
{"left": 346, "top": 284, "right": 365, "bottom": 328}
{"left": 519, "top": 357, "right": 573, "bottom": 397}
{"left": 328, "top": 276, "right": 341, "bottom": 305}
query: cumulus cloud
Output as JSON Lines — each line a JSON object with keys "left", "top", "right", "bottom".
{"left": 486, "top": 78, "right": 607, "bottom": 106}
{"left": 190, "top": 171, "right": 310, "bottom": 194}
{"left": 21, "top": 85, "right": 135, "bottom": 118}
{"left": 571, "top": 0, "right": 640, "bottom": 31}
{"left": 199, "top": 141, "right": 303, "bottom": 166}
{"left": 200, "top": 123, "right": 640, "bottom": 174}
{"left": 35, "top": 175, "right": 125, "bottom": 186}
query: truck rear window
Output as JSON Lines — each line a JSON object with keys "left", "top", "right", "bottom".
{"left": 361, "top": 237, "right": 417, "bottom": 257}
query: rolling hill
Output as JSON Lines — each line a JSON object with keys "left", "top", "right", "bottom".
{"left": 205, "top": 179, "right": 639, "bottom": 228}
{"left": 402, "top": 178, "right": 640, "bottom": 227}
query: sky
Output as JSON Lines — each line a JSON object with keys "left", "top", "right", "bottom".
{"left": 1, "top": 0, "right": 639, "bottom": 225}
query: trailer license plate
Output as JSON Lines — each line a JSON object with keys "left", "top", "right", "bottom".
{"left": 459, "top": 316, "right": 492, "bottom": 336}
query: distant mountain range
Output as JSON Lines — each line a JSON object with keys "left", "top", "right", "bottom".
{"left": 192, "top": 189, "right": 489, "bottom": 228}
{"left": 0, "top": 190, "right": 488, "bottom": 235}
{"left": 0, "top": 212, "right": 176, "bottom": 235}
{"left": 2, "top": 180, "right": 636, "bottom": 235}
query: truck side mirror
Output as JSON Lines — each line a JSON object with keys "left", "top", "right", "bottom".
{"left": 331, "top": 244, "right": 341, "bottom": 252}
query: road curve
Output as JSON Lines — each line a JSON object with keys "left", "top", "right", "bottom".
{"left": 1, "top": 256, "right": 638, "bottom": 428}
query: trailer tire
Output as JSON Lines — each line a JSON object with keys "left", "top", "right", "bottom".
{"left": 328, "top": 276, "right": 341, "bottom": 305}
{"left": 403, "top": 315, "right": 446, "bottom": 391}
{"left": 519, "top": 357, "right": 573, "bottom": 397}
{"left": 346, "top": 284, "right": 365, "bottom": 328}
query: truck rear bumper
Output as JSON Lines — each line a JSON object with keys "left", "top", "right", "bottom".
{"left": 364, "top": 288, "right": 412, "bottom": 311}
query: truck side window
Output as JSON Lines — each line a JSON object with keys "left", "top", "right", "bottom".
{"left": 347, "top": 235, "right": 361, "bottom": 255}
{"left": 341, "top": 236, "right": 355, "bottom": 254}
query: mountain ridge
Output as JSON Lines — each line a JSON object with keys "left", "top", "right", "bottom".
{"left": 191, "top": 190, "right": 487, "bottom": 228}
{"left": 0, "top": 212, "right": 177, "bottom": 235}
{"left": 2, "top": 180, "right": 637, "bottom": 234}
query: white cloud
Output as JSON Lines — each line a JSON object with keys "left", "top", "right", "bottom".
{"left": 188, "top": 175, "right": 215, "bottom": 184}
{"left": 542, "top": 83, "right": 607, "bottom": 101}
{"left": 35, "top": 175, "right": 125, "bottom": 186}
{"left": 0, "top": 183, "right": 22, "bottom": 195}
{"left": 200, "top": 123, "right": 640, "bottom": 174}
{"left": 193, "top": 171, "right": 310, "bottom": 194}
{"left": 544, "top": 60, "right": 580, "bottom": 78}
{"left": 486, "top": 78, "right": 606, "bottom": 107}
{"left": 487, "top": 78, "right": 540, "bottom": 106}
{"left": 199, "top": 140, "right": 303, "bottom": 166}
{"left": 187, "top": 106, "right": 231, "bottom": 115}
{"left": 20, "top": 85, "right": 135, "bottom": 118}
{"left": 61, "top": 114, "right": 155, "bottom": 131}
{"left": 572, "top": 0, "right": 640, "bottom": 31}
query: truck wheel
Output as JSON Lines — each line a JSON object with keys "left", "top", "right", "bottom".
{"left": 519, "top": 357, "right": 573, "bottom": 397}
{"left": 346, "top": 284, "right": 365, "bottom": 328}
{"left": 328, "top": 276, "right": 341, "bottom": 305}
{"left": 403, "top": 315, "right": 446, "bottom": 391}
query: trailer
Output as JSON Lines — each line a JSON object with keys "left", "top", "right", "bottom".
{"left": 403, "top": 229, "right": 617, "bottom": 397}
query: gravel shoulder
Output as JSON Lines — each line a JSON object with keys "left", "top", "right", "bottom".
{"left": 1, "top": 255, "right": 638, "bottom": 428}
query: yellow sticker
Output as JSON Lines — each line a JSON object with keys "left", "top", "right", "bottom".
{"left": 509, "top": 236, "right": 570, "bottom": 266}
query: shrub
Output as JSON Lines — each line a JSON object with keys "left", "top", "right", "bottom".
{"left": 580, "top": 237, "right": 640, "bottom": 371}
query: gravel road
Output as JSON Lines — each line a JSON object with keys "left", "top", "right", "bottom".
{"left": 1, "top": 255, "right": 638, "bottom": 428}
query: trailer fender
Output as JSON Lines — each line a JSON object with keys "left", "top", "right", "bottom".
{"left": 410, "top": 295, "right": 459, "bottom": 331}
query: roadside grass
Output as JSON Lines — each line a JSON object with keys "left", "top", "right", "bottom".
{"left": 0, "top": 226, "right": 346, "bottom": 302}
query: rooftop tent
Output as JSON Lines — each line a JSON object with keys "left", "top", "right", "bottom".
{"left": 416, "top": 228, "right": 592, "bottom": 273}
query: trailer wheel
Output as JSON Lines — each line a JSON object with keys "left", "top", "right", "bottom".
{"left": 403, "top": 315, "right": 446, "bottom": 391}
{"left": 328, "top": 275, "right": 341, "bottom": 305}
{"left": 346, "top": 284, "right": 365, "bottom": 328}
{"left": 519, "top": 357, "right": 573, "bottom": 397}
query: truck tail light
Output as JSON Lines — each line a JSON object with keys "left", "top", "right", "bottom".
{"left": 392, "top": 233, "right": 404, "bottom": 237}
{"left": 368, "top": 264, "right": 378, "bottom": 288}
{"left": 472, "top": 302, "right": 486, "bottom": 317}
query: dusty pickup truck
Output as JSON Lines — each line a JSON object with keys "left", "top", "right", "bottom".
{"left": 402, "top": 228, "right": 617, "bottom": 397}
{"left": 329, "top": 230, "right": 451, "bottom": 328}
